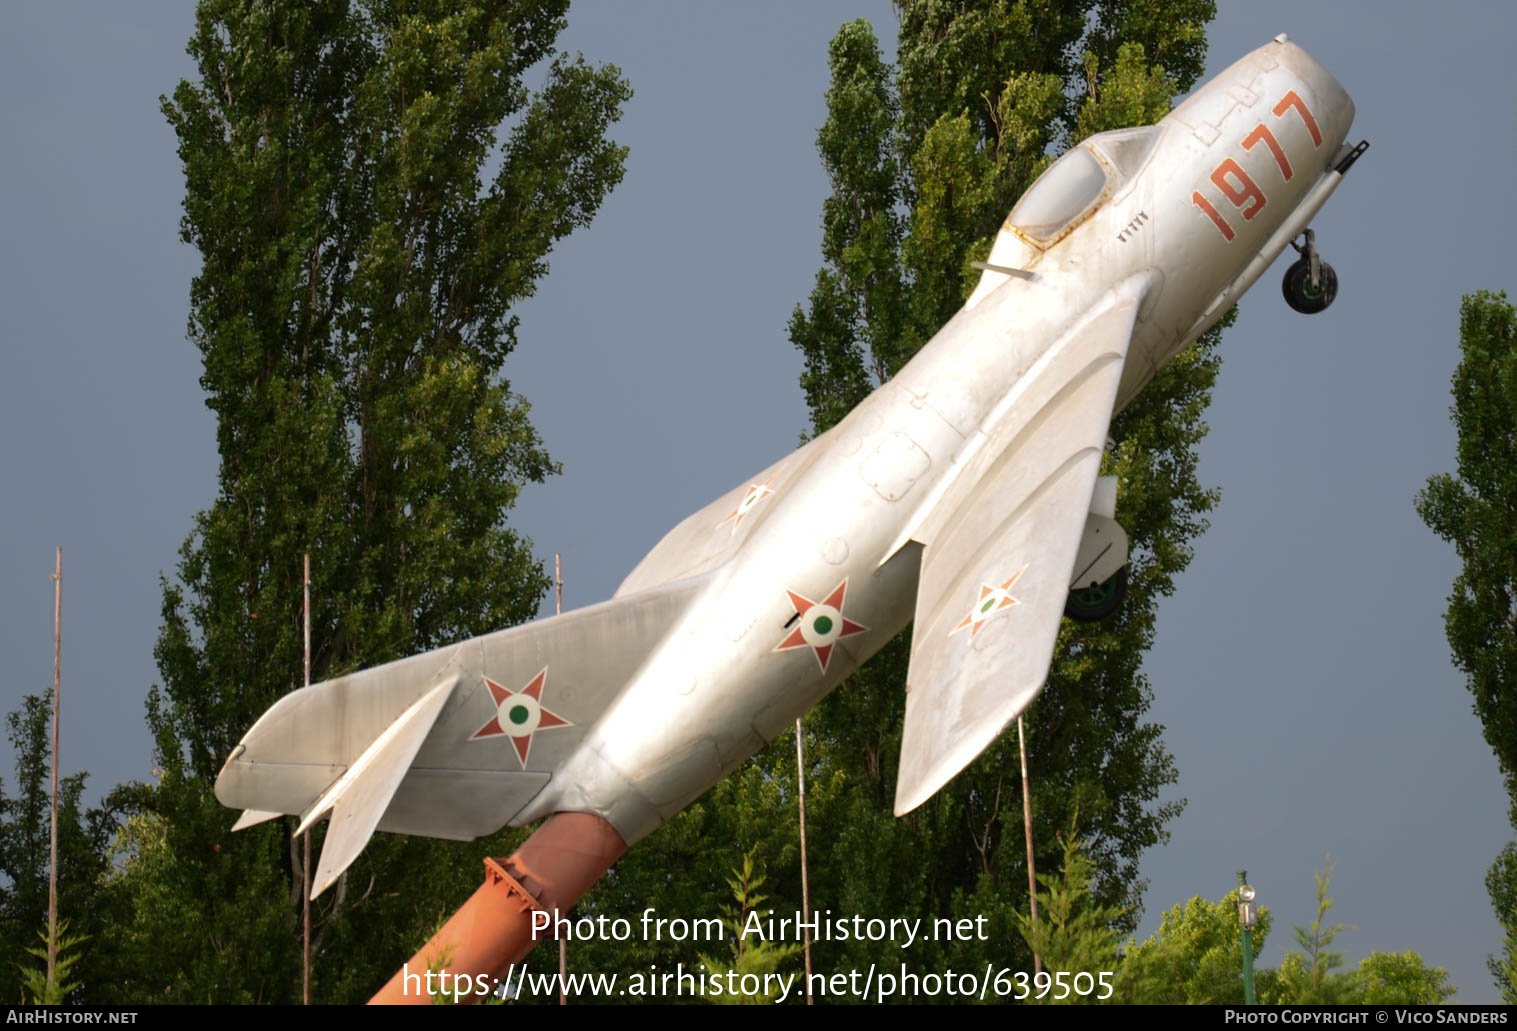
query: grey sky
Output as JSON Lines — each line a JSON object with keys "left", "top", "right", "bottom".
{"left": 1, "top": 0, "right": 1510, "bottom": 1004}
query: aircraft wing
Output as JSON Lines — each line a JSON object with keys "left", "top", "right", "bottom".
{"left": 216, "top": 573, "right": 709, "bottom": 896}
{"left": 615, "top": 431, "right": 831, "bottom": 597}
{"left": 894, "top": 278, "right": 1148, "bottom": 815}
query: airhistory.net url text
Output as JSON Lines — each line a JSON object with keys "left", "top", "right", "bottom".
{"left": 399, "top": 961, "right": 1114, "bottom": 1003}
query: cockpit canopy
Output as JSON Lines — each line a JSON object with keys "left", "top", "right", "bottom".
{"left": 1006, "top": 126, "right": 1162, "bottom": 245}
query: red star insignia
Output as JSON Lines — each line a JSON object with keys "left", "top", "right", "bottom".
{"left": 718, "top": 477, "right": 775, "bottom": 534}
{"left": 774, "top": 578, "right": 869, "bottom": 673}
{"left": 951, "top": 567, "right": 1027, "bottom": 639}
{"left": 470, "top": 668, "right": 572, "bottom": 768}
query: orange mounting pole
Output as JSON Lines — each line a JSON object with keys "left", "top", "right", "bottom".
{"left": 370, "top": 812, "right": 626, "bottom": 1005}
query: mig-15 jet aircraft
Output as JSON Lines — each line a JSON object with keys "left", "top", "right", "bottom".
{"left": 215, "top": 34, "right": 1367, "bottom": 1001}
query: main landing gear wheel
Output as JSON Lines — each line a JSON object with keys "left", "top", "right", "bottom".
{"left": 1282, "top": 228, "right": 1337, "bottom": 314}
{"left": 1065, "top": 566, "right": 1128, "bottom": 623}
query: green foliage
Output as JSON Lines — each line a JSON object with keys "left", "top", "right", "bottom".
{"left": 101, "top": 0, "right": 628, "bottom": 1004}
{"left": 1416, "top": 291, "right": 1517, "bottom": 807}
{"left": 1261, "top": 944, "right": 1458, "bottom": 1006}
{"left": 1352, "top": 951, "right": 1456, "bottom": 1006}
{"left": 0, "top": 694, "right": 113, "bottom": 1004}
{"left": 1490, "top": 912, "right": 1517, "bottom": 1003}
{"left": 1118, "top": 890, "right": 1272, "bottom": 1004}
{"left": 1117, "top": 860, "right": 1451, "bottom": 1005}
{"left": 1263, "top": 947, "right": 1458, "bottom": 1006}
{"left": 697, "top": 849, "right": 803, "bottom": 1005}
{"left": 18, "top": 919, "right": 89, "bottom": 1005}
{"left": 96, "top": 798, "right": 302, "bottom": 1002}
{"left": 975, "top": 813, "right": 1453, "bottom": 1005}
{"left": 1256, "top": 856, "right": 1351, "bottom": 1004}
{"left": 1015, "top": 822, "right": 1126, "bottom": 1002}
{"left": 1492, "top": 848, "right": 1517, "bottom": 1002}
{"left": 1415, "top": 289, "right": 1517, "bottom": 998}
{"left": 1255, "top": 856, "right": 1455, "bottom": 1005}
{"left": 1295, "top": 855, "right": 1350, "bottom": 998}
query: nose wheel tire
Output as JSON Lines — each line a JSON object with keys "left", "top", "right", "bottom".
{"left": 1065, "top": 566, "right": 1128, "bottom": 623}
{"left": 1282, "top": 256, "right": 1337, "bottom": 314}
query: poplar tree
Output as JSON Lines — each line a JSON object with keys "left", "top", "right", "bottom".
{"left": 107, "top": 0, "right": 629, "bottom": 1003}
{"left": 1415, "top": 289, "right": 1517, "bottom": 1000}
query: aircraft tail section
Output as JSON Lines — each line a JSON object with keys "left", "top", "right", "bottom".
{"left": 215, "top": 573, "right": 711, "bottom": 897}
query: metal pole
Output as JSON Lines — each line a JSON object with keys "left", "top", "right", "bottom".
{"left": 1239, "top": 869, "right": 1256, "bottom": 1005}
{"left": 795, "top": 718, "right": 813, "bottom": 1004}
{"left": 556, "top": 554, "right": 566, "bottom": 1007}
{"left": 47, "top": 547, "right": 61, "bottom": 989}
{"left": 1018, "top": 715, "right": 1041, "bottom": 976}
{"left": 303, "top": 554, "right": 311, "bottom": 1005}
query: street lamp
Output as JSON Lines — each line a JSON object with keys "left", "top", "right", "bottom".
{"left": 1238, "top": 871, "right": 1258, "bottom": 1005}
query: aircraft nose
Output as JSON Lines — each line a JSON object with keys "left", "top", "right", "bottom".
{"left": 1270, "top": 36, "right": 1355, "bottom": 153}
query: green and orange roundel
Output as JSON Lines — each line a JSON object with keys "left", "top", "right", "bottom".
{"left": 774, "top": 579, "right": 869, "bottom": 673}
{"left": 950, "top": 566, "right": 1027, "bottom": 639}
{"left": 470, "top": 668, "right": 572, "bottom": 768}
{"left": 718, "top": 477, "right": 775, "bottom": 534}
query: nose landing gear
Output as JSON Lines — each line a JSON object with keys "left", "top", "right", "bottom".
{"left": 1282, "top": 228, "right": 1337, "bottom": 314}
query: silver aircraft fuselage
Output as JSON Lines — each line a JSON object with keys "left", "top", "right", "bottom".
{"left": 514, "top": 37, "right": 1357, "bottom": 843}
{"left": 217, "top": 37, "right": 1365, "bottom": 898}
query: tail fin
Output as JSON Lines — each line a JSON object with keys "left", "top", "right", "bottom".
{"left": 216, "top": 573, "right": 710, "bottom": 897}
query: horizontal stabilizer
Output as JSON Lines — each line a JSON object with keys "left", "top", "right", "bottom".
{"left": 230, "top": 809, "right": 282, "bottom": 832}
{"left": 299, "top": 675, "right": 459, "bottom": 898}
